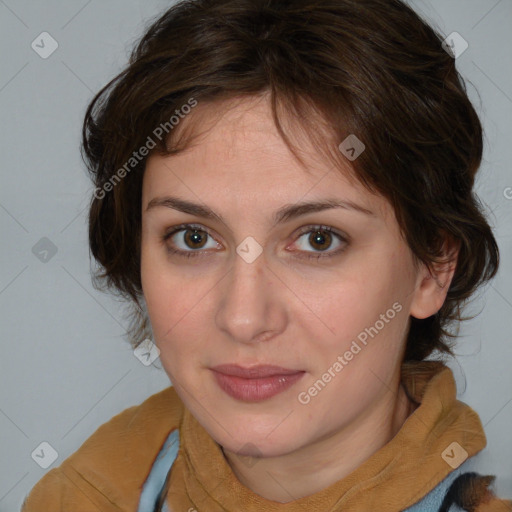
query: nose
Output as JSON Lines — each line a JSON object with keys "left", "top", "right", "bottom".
{"left": 215, "top": 249, "right": 287, "bottom": 345}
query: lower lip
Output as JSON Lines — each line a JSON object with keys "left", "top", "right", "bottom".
{"left": 211, "top": 371, "right": 305, "bottom": 402}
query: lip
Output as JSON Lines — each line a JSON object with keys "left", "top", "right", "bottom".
{"left": 211, "top": 364, "right": 303, "bottom": 378}
{"left": 210, "top": 364, "right": 305, "bottom": 402}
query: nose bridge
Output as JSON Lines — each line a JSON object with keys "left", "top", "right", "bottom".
{"left": 215, "top": 248, "right": 283, "bottom": 344}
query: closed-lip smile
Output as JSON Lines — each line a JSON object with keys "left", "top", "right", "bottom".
{"left": 210, "top": 364, "right": 305, "bottom": 402}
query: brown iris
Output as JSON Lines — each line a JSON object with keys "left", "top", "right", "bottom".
{"left": 308, "top": 230, "right": 332, "bottom": 252}
{"left": 184, "top": 229, "right": 208, "bottom": 249}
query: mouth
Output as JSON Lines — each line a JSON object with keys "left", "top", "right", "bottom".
{"left": 210, "top": 364, "right": 305, "bottom": 402}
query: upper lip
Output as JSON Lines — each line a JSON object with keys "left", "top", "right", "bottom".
{"left": 210, "top": 364, "right": 304, "bottom": 378}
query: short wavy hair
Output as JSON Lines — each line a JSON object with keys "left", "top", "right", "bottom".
{"left": 82, "top": 0, "right": 499, "bottom": 362}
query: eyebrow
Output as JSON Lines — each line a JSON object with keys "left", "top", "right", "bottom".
{"left": 145, "top": 195, "right": 375, "bottom": 226}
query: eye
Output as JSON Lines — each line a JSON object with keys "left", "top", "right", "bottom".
{"left": 289, "top": 225, "right": 348, "bottom": 260}
{"left": 162, "top": 224, "right": 220, "bottom": 258}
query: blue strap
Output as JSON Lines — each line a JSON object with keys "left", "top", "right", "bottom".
{"left": 137, "top": 429, "right": 179, "bottom": 512}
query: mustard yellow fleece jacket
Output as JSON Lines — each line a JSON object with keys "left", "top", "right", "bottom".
{"left": 21, "top": 361, "right": 512, "bottom": 511}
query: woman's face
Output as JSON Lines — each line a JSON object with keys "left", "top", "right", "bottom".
{"left": 140, "top": 95, "right": 427, "bottom": 458}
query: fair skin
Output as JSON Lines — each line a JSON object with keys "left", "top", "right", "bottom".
{"left": 140, "top": 94, "right": 458, "bottom": 503}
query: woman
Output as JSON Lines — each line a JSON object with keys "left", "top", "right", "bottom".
{"left": 22, "top": 0, "right": 511, "bottom": 510}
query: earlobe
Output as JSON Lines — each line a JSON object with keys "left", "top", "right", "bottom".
{"left": 409, "top": 237, "right": 460, "bottom": 320}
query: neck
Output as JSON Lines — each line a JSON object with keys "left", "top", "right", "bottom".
{"left": 221, "top": 382, "right": 416, "bottom": 503}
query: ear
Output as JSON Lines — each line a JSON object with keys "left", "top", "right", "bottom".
{"left": 409, "top": 235, "right": 460, "bottom": 320}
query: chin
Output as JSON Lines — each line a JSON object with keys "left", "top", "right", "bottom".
{"left": 218, "top": 427, "right": 302, "bottom": 459}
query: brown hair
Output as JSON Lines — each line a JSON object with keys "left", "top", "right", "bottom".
{"left": 82, "top": 0, "right": 499, "bottom": 362}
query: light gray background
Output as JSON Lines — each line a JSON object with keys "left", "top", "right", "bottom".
{"left": 1, "top": 0, "right": 511, "bottom": 510}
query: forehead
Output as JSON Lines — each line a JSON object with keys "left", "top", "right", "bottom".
{"left": 142, "top": 95, "right": 389, "bottom": 221}
{"left": 159, "top": 94, "right": 329, "bottom": 168}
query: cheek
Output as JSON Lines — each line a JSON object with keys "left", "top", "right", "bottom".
{"left": 311, "top": 260, "right": 411, "bottom": 357}
{"left": 141, "top": 245, "right": 182, "bottom": 340}
{"left": 140, "top": 249, "right": 212, "bottom": 361}
{"left": 315, "top": 275, "right": 384, "bottom": 333}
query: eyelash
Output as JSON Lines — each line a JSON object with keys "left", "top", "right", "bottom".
{"left": 161, "top": 223, "right": 349, "bottom": 260}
